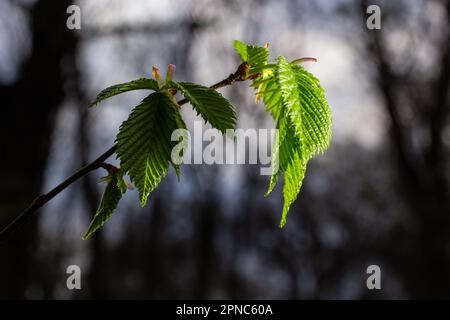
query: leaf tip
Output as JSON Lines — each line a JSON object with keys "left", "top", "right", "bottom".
{"left": 88, "top": 101, "right": 98, "bottom": 108}
{"left": 82, "top": 225, "right": 95, "bottom": 240}
{"left": 264, "top": 183, "right": 275, "bottom": 197}
{"left": 139, "top": 194, "right": 149, "bottom": 207}
{"left": 278, "top": 216, "right": 287, "bottom": 228}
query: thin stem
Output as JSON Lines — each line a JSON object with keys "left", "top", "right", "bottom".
{"left": 0, "top": 145, "right": 116, "bottom": 241}
{"left": 0, "top": 63, "right": 249, "bottom": 241}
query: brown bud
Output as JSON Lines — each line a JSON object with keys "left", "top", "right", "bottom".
{"left": 236, "top": 62, "right": 250, "bottom": 80}
{"left": 152, "top": 66, "right": 164, "bottom": 86}
{"left": 166, "top": 64, "right": 176, "bottom": 82}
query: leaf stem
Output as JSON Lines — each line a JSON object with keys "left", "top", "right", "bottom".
{"left": 0, "top": 63, "right": 249, "bottom": 241}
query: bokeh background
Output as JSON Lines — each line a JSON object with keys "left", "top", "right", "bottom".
{"left": 1, "top": 0, "right": 449, "bottom": 299}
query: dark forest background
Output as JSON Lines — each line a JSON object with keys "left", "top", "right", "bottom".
{"left": 0, "top": 0, "right": 449, "bottom": 299}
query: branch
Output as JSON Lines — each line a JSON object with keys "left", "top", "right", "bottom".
{"left": 0, "top": 63, "right": 249, "bottom": 241}
{"left": 81, "top": 19, "right": 214, "bottom": 40}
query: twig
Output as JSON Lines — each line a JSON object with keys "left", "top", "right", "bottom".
{"left": 0, "top": 63, "right": 249, "bottom": 241}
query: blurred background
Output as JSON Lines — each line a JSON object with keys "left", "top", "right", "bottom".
{"left": 0, "top": 0, "right": 449, "bottom": 299}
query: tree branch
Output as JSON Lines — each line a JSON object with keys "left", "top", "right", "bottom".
{"left": 0, "top": 63, "right": 249, "bottom": 241}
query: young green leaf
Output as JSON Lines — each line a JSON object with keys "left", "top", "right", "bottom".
{"left": 233, "top": 40, "right": 269, "bottom": 73}
{"left": 277, "top": 56, "right": 332, "bottom": 156}
{"left": 232, "top": 40, "right": 249, "bottom": 61}
{"left": 89, "top": 78, "right": 159, "bottom": 107}
{"left": 169, "top": 81, "right": 236, "bottom": 133}
{"left": 266, "top": 115, "right": 300, "bottom": 196}
{"left": 116, "top": 92, "right": 186, "bottom": 206}
{"left": 259, "top": 77, "right": 283, "bottom": 119}
{"left": 280, "top": 153, "right": 307, "bottom": 227}
{"left": 170, "top": 106, "right": 189, "bottom": 180}
{"left": 82, "top": 171, "right": 125, "bottom": 240}
{"left": 254, "top": 74, "right": 297, "bottom": 195}
{"left": 257, "top": 56, "right": 332, "bottom": 227}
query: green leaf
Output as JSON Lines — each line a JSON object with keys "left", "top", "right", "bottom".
{"left": 265, "top": 115, "right": 300, "bottom": 196}
{"left": 232, "top": 40, "right": 249, "bottom": 61}
{"left": 257, "top": 56, "right": 332, "bottom": 227}
{"left": 115, "top": 167, "right": 129, "bottom": 193}
{"left": 169, "top": 81, "right": 236, "bottom": 134}
{"left": 116, "top": 92, "right": 186, "bottom": 206}
{"left": 82, "top": 171, "right": 125, "bottom": 240}
{"left": 262, "top": 80, "right": 283, "bottom": 119}
{"left": 280, "top": 153, "right": 307, "bottom": 227}
{"left": 256, "top": 74, "right": 298, "bottom": 196}
{"left": 89, "top": 78, "right": 159, "bottom": 107}
{"left": 233, "top": 40, "right": 270, "bottom": 73}
{"left": 170, "top": 109, "right": 188, "bottom": 180}
{"left": 277, "top": 56, "right": 332, "bottom": 156}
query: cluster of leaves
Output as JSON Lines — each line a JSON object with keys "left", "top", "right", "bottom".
{"left": 233, "top": 40, "right": 332, "bottom": 227}
{"left": 82, "top": 40, "right": 331, "bottom": 239}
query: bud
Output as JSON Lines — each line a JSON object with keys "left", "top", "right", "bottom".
{"left": 125, "top": 181, "right": 134, "bottom": 190}
{"left": 166, "top": 64, "right": 176, "bottom": 82}
{"left": 236, "top": 62, "right": 250, "bottom": 80}
{"left": 152, "top": 66, "right": 164, "bottom": 86}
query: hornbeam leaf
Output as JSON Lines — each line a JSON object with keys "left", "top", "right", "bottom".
{"left": 82, "top": 171, "right": 125, "bottom": 240}
{"left": 116, "top": 92, "right": 186, "bottom": 206}
{"left": 256, "top": 55, "right": 332, "bottom": 227}
{"left": 260, "top": 77, "right": 283, "bottom": 120}
{"left": 89, "top": 78, "right": 159, "bottom": 107}
{"left": 169, "top": 81, "right": 236, "bottom": 134}
{"left": 257, "top": 75, "right": 299, "bottom": 196}
{"left": 277, "top": 56, "right": 332, "bottom": 156}
{"left": 280, "top": 153, "right": 307, "bottom": 228}
{"left": 233, "top": 40, "right": 270, "bottom": 73}
{"left": 232, "top": 40, "right": 249, "bottom": 61}
{"left": 266, "top": 115, "right": 300, "bottom": 196}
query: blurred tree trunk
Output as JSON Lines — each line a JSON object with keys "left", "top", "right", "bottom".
{"left": 0, "top": 0, "right": 77, "bottom": 298}
{"left": 361, "top": 0, "right": 450, "bottom": 298}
